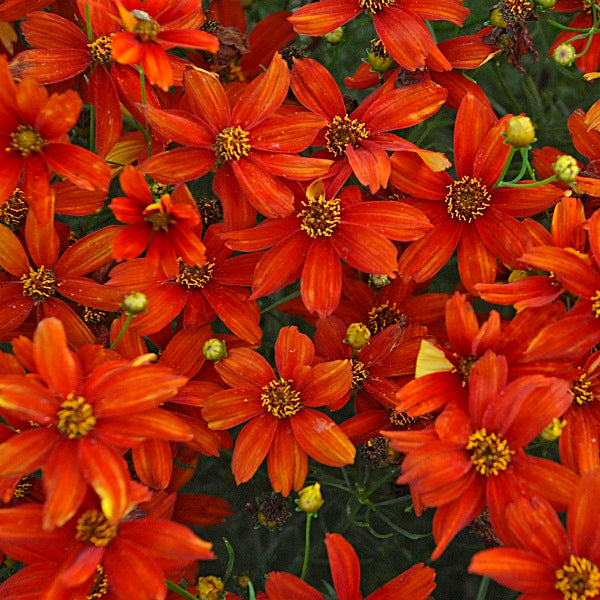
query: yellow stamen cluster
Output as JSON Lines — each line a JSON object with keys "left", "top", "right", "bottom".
{"left": 570, "top": 371, "right": 595, "bottom": 406}
{"left": 351, "top": 359, "right": 369, "bottom": 390}
{"left": 325, "top": 115, "right": 370, "bottom": 156}
{"left": 261, "top": 378, "right": 302, "bottom": 419}
{"left": 498, "top": 0, "right": 536, "bottom": 22}
{"left": 131, "top": 10, "right": 160, "bottom": 42}
{"left": 445, "top": 176, "right": 491, "bottom": 222}
{"left": 467, "top": 428, "right": 515, "bottom": 476}
{"left": 82, "top": 306, "right": 108, "bottom": 324}
{"left": 8, "top": 125, "right": 47, "bottom": 157}
{"left": 367, "top": 302, "right": 405, "bottom": 335}
{"left": 20, "top": 266, "right": 58, "bottom": 302}
{"left": 298, "top": 194, "right": 341, "bottom": 238}
{"left": 88, "top": 565, "right": 109, "bottom": 599}
{"left": 452, "top": 353, "right": 478, "bottom": 385}
{"left": 88, "top": 35, "right": 113, "bottom": 65}
{"left": 214, "top": 125, "right": 251, "bottom": 161}
{"left": 56, "top": 393, "right": 96, "bottom": 439}
{"left": 176, "top": 258, "right": 215, "bottom": 289}
{"left": 388, "top": 409, "right": 421, "bottom": 428}
{"left": 591, "top": 291, "right": 600, "bottom": 318}
{"left": 555, "top": 555, "right": 600, "bottom": 600}
{"left": 0, "top": 188, "right": 28, "bottom": 228}
{"left": 358, "top": 0, "right": 397, "bottom": 14}
{"left": 144, "top": 199, "right": 174, "bottom": 231}
{"left": 76, "top": 510, "right": 117, "bottom": 547}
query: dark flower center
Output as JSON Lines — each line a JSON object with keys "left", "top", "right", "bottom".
{"left": 467, "top": 428, "right": 514, "bottom": 476}
{"left": 20, "top": 266, "right": 58, "bottom": 302}
{"left": 0, "top": 188, "right": 28, "bottom": 228}
{"left": 131, "top": 10, "right": 160, "bottom": 42}
{"left": 88, "top": 35, "right": 113, "bottom": 65}
{"left": 215, "top": 125, "right": 251, "bottom": 162}
{"left": 8, "top": 125, "right": 47, "bottom": 157}
{"left": 358, "top": 0, "right": 396, "bottom": 14}
{"left": 351, "top": 359, "right": 369, "bottom": 390}
{"left": 555, "top": 555, "right": 600, "bottom": 600}
{"left": 452, "top": 353, "right": 478, "bottom": 385}
{"left": 88, "top": 565, "right": 109, "bottom": 599}
{"left": 325, "top": 115, "right": 370, "bottom": 157}
{"left": 570, "top": 371, "right": 595, "bottom": 406}
{"left": 367, "top": 302, "right": 405, "bottom": 334}
{"left": 56, "top": 393, "right": 96, "bottom": 439}
{"left": 261, "top": 378, "right": 302, "bottom": 419}
{"left": 591, "top": 291, "right": 600, "bottom": 318}
{"left": 498, "top": 0, "right": 535, "bottom": 23}
{"left": 176, "top": 259, "right": 215, "bottom": 289}
{"left": 144, "top": 199, "right": 174, "bottom": 231}
{"left": 298, "top": 194, "right": 341, "bottom": 238}
{"left": 76, "top": 510, "right": 117, "bottom": 547}
{"left": 445, "top": 175, "right": 491, "bottom": 222}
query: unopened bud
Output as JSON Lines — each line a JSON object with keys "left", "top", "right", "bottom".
{"left": 369, "top": 273, "right": 391, "bottom": 288}
{"left": 539, "top": 417, "right": 567, "bottom": 441}
{"left": 197, "top": 576, "right": 224, "bottom": 600}
{"left": 202, "top": 338, "right": 227, "bottom": 361}
{"left": 553, "top": 155, "right": 580, "bottom": 183}
{"left": 535, "top": 0, "right": 556, "bottom": 8}
{"left": 553, "top": 43, "right": 576, "bottom": 67}
{"left": 324, "top": 27, "right": 344, "bottom": 45}
{"left": 122, "top": 291, "right": 147, "bottom": 315}
{"left": 489, "top": 7, "right": 507, "bottom": 28}
{"left": 297, "top": 482, "right": 323, "bottom": 514}
{"left": 345, "top": 323, "right": 371, "bottom": 349}
{"left": 505, "top": 115, "right": 536, "bottom": 147}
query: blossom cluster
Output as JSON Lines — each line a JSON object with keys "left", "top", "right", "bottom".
{"left": 0, "top": 0, "right": 600, "bottom": 598}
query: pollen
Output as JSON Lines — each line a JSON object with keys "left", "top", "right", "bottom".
{"left": 452, "top": 353, "right": 478, "bottom": 385}
{"left": 467, "top": 428, "right": 515, "bottom": 476}
{"left": 570, "top": 371, "right": 595, "bottom": 406}
{"left": 7, "top": 125, "right": 47, "bottom": 157}
{"left": 260, "top": 378, "right": 302, "bottom": 419}
{"left": 367, "top": 302, "right": 406, "bottom": 335}
{"left": 388, "top": 409, "right": 421, "bottom": 428}
{"left": 351, "top": 359, "right": 369, "bottom": 390}
{"left": 88, "top": 565, "right": 109, "bottom": 599}
{"left": 555, "top": 555, "right": 600, "bottom": 600}
{"left": 498, "top": 0, "right": 536, "bottom": 23}
{"left": 298, "top": 193, "right": 341, "bottom": 238}
{"left": 591, "top": 291, "right": 600, "bottom": 318}
{"left": 0, "top": 188, "right": 28, "bottom": 228}
{"left": 325, "top": 115, "right": 370, "bottom": 157}
{"left": 445, "top": 176, "right": 491, "bottom": 222}
{"left": 214, "top": 125, "right": 251, "bottom": 162}
{"left": 358, "top": 0, "right": 397, "bottom": 14}
{"left": 11, "top": 476, "right": 33, "bottom": 500}
{"left": 76, "top": 510, "right": 117, "bottom": 547}
{"left": 82, "top": 306, "right": 109, "bottom": 324}
{"left": 176, "top": 258, "right": 215, "bottom": 289}
{"left": 20, "top": 266, "right": 58, "bottom": 302}
{"left": 144, "top": 198, "right": 175, "bottom": 231}
{"left": 56, "top": 393, "right": 96, "bottom": 439}
{"left": 88, "top": 35, "right": 113, "bottom": 65}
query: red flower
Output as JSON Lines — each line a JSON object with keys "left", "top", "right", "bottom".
{"left": 202, "top": 326, "right": 355, "bottom": 495}
{"left": 264, "top": 533, "right": 436, "bottom": 600}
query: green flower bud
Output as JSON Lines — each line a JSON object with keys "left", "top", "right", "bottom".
{"left": 505, "top": 115, "right": 536, "bottom": 148}
{"left": 324, "top": 27, "right": 344, "bottom": 45}
{"left": 553, "top": 155, "right": 580, "bottom": 183}
{"left": 202, "top": 338, "right": 227, "bottom": 361}
{"left": 553, "top": 43, "right": 576, "bottom": 67}
{"left": 297, "top": 482, "right": 323, "bottom": 513}
{"left": 345, "top": 323, "right": 371, "bottom": 349}
{"left": 122, "top": 291, "right": 147, "bottom": 315}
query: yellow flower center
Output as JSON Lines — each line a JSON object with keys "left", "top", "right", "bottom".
{"left": 555, "top": 555, "right": 600, "bottom": 600}
{"left": 452, "top": 353, "right": 478, "bottom": 385}
{"left": 367, "top": 302, "right": 406, "bottom": 335}
{"left": 325, "top": 115, "right": 370, "bottom": 156}
{"left": 12, "top": 476, "right": 33, "bottom": 500}
{"left": 298, "top": 194, "right": 341, "bottom": 238}
{"left": 56, "top": 393, "right": 96, "bottom": 439}
{"left": 260, "top": 378, "right": 302, "bottom": 419}
{"left": 351, "top": 359, "right": 369, "bottom": 390}
{"left": 388, "top": 409, "right": 421, "bottom": 428}
{"left": 176, "top": 258, "right": 215, "bottom": 289}
{"left": 20, "top": 266, "right": 58, "bottom": 302}
{"left": 445, "top": 175, "right": 491, "bottom": 222}
{"left": 570, "top": 371, "right": 595, "bottom": 406}
{"left": 76, "top": 510, "right": 117, "bottom": 547}
{"left": 82, "top": 306, "right": 109, "bottom": 324}
{"left": 0, "top": 188, "right": 28, "bottom": 228}
{"left": 467, "top": 428, "right": 515, "bottom": 476}
{"left": 498, "top": 0, "right": 536, "bottom": 23}
{"left": 88, "top": 565, "right": 109, "bottom": 599}
{"left": 87, "top": 35, "right": 113, "bottom": 65}
{"left": 131, "top": 10, "right": 160, "bottom": 42}
{"left": 591, "top": 291, "right": 600, "bottom": 318}
{"left": 214, "top": 125, "right": 251, "bottom": 162}
{"left": 197, "top": 575, "right": 225, "bottom": 600}
{"left": 8, "top": 125, "right": 47, "bottom": 157}
{"left": 144, "top": 198, "right": 174, "bottom": 231}
{"left": 358, "top": 0, "right": 397, "bottom": 14}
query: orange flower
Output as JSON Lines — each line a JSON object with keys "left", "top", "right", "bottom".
{"left": 202, "top": 326, "right": 355, "bottom": 495}
{"left": 264, "top": 533, "right": 436, "bottom": 600}
{"left": 110, "top": 0, "right": 219, "bottom": 91}
{"left": 386, "top": 350, "right": 578, "bottom": 559}
{"left": 469, "top": 468, "right": 600, "bottom": 600}
{"left": 110, "top": 166, "right": 206, "bottom": 277}
{"left": 0, "top": 317, "right": 192, "bottom": 530}
{"left": 0, "top": 56, "right": 111, "bottom": 223}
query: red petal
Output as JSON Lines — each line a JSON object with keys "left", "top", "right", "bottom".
{"left": 267, "top": 419, "right": 307, "bottom": 495}
{"left": 274, "top": 326, "right": 314, "bottom": 379}
{"left": 266, "top": 572, "right": 324, "bottom": 600}
{"left": 215, "top": 347, "right": 275, "bottom": 389}
{"left": 232, "top": 414, "right": 278, "bottom": 484}
{"left": 288, "top": 0, "right": 359, "bottom": 36}
{"left": 325, "top": 533, "right": 361, "bottom": 600}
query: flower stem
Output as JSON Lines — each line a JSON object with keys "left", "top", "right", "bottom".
{"left": 476, "top": 576, "right": 490, "bottom": 600}
{"left": 166, "top": 580, "right": 197, "bottom": 600}
{"left": 110, "top": 314, "right": 134, "bottom": 350}
{"left": 300, "top": 512, "right": 313, "bottom": 581}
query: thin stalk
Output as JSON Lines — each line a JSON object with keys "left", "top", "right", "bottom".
{"left": 110, "top": 314, "right": 134, "bottom": 350}
{"left": 166, "top": 580, "right": 196, "bottom": 600}
{"left": 300, "top": 512, "right": 313, "bottom": 581}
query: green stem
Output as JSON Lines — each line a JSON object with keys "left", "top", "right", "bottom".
{"left": 475, "top": 576, "right": 490, "bottom": 600}
{"left": 300, "top": 512, "right": 313, "bottom": 581}
{"left": 89, "top": 102, "right": 96, "bottom": 154}
{"left": 493, "top": 146, "right": 516, "bottom": 187}
{"left": 503, "top": 147, "right": 530, "bottom": 185}
{"left": 248, "top": 580, "right": 256, "bottom": 600}
{"left": 540, "top": 15, "right": 591, "bottom": 32}
{"left": 499, "top": 174, "right": 559, "bottom": 188}
{"left": 110, "top": 314, "right": 134, "bottom": 350}
{"left": 138, "top": 66, "right": 153, "bottom": 158}
{"left": 84, "top": 4, "right": 93, "bottom": 42}
{"left": 260, "top": 290, "right": 301, "bottom": 314}
{"left": 222, "top": 537, "right": 235, "bottom": 585}
{"left": 166, "top": 580, "right": 197, "bottom": 600}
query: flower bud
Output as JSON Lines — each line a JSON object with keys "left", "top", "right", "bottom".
{"left": 539, "top": 417, "right": 567, "bottom": 442}
{"left": 297, "top": 482, "right": 323, "bottom": 514}
{"left": 345, "top": 323, "right": 371, "bottom": 349}
{"left": 368, "top": 273, "right": 391, "bottom": 288}
{"left": 202, "top": 338, "right": 227, "bottom": 361}
{"left": 505, "top": 115, "right": 536, "bottom": 147}
{"left": 489, "top": 7, "right": 507, "bottom": 28}
{"left": 324, "top": 27, "right": 344, "bottom": 45}
{"left": 535, "top": 0, "right": 556, "bottom": 8}
{"left": 197, "top": 576, "right": 225, "bottom": 600}
{"left": 553, "top": 43, "right": 576, "bottom": 67}
{"left": 553, "top": 155, "right": 580, "bottom": 183}
{"left": 122, "top": 291, "right": 147, "bottom": 315}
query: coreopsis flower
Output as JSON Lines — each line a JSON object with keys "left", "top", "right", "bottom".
{"left": 290, "top": 57, "right": 449, "bottom": 195}
{"left": 264, "top": 533, "right": 436, "bottom": 600}
{"left": 0, "top": 495, "right": 215, "bottom": 600}
{"left": 0, "top": 56, "right": 111, "bottom": 223}
{"left": 110, "top": 166, "right": 206, "bottom": 277}
{"left": 469, "top": 469, "right": 600, "bottom": 600}
{"left": 139, "top": 52, "right": 332, "bottom": 230}
{"left": 109, "top": 0, "right": 219, "bottom": 91}
{"left": 288, "top": 0, "right": 468, "bottom": 72}
{"left": 107, "top": 223, "right": 262, "bottom": 344}
{"left": 0, "top": 216, "right": 123, "bottom": 346}
{"left": 202, "top": 326, "right": 355, "bottom": 495}
{"left": 223, "top": 182, "right": 433, "bottom": 318}
{"left": 391, "top": 93, "right": 563, "bottom": 294}
{"left": 386, "top": 350, "right": 578, "bottom": 559}
{"left": 0, "top": 317, "right": 193, "bottom": 530}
